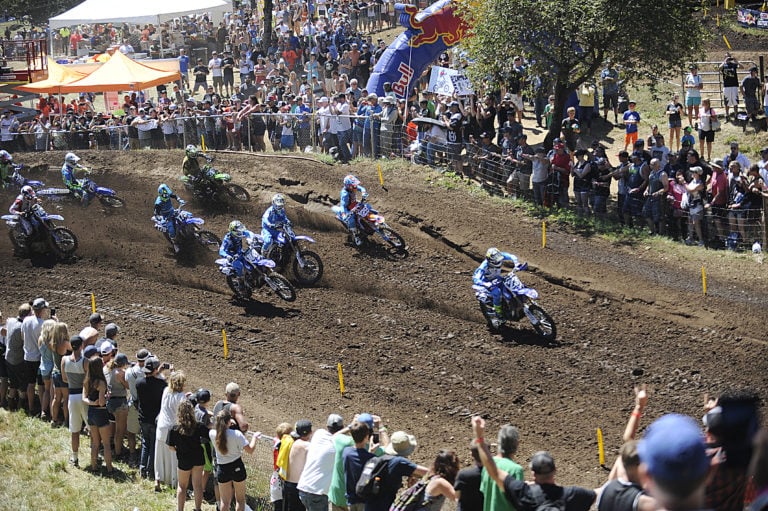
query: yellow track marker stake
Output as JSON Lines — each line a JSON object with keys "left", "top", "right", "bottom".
{"left": 338, "top": 362, "right": 345, "bottom": 395}
{"left": 542, "top": 221, "right": 547, "bottom": 248}
{"left": 597, "top": 427, "right": 605, "bottom": 466}
{"left": 702, "top": 266, "right": 707, "bottom": 295}
{"left": 91, "top": 293, "right": 96, "bottom": 313}
{"left": 222, "top": 329, "right": 229, "bottom": 359}
{"left": 723, "top": 35, "right": 732, "bottom": 50}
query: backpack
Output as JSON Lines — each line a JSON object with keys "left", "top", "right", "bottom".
{"left": 528, "top": 484, "right": 566, "bottom": 511}
{"left": 389, "top": 475, "right": 436, "bottom": 511}
{"left": 356, "top": 455, "right": 394, "bottom": 499}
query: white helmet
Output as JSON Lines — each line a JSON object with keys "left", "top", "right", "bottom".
{"left": 21, "top": 185, "right": 36, "bottom": 200}
{"left": 486, "top": 247, "right": 504, "bottom": 269}
{"left": 65, "top": 152, "right": 80, "bottom": 165}
{"left": 272, "top": 193, "right": 286, "bottom": 211}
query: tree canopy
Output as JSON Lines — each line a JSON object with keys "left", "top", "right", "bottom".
{"left": 3, "top": 0, "right": 80, "bottom": 25}
{"left": 458, "top": 0, "right": 708, "bottom": 145}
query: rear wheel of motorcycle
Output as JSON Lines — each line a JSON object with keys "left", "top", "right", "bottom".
{"left": 529, "top": 304, "right": 557, "bottom": 341}
{"left": 292, "top": 250, "right": 323, "bottom": 286}
{"left": 99, "top": 195, "right": 126, "bottom": 208}
{"left": 379, "top": 227, "right": 406, "bottom": 253}
{"left": 265, "top": 272, "right": 297, "bottom": 302}
{"left": 224, "top": 184, "right": 250, "bottom": 202}
{"left": 226, "top": 274, "right": 252, "bottom": 300}
{"left": 49, "top": 227, "right": 79, "bottom": 257}
{"left": 196, "top": 230, "right": 222, "bottom": 252}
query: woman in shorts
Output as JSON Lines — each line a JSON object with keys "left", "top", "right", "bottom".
{"left": 105, "top": 352, "right": 130, "bottom": 460}
{"left": 697, "top": 98, "right": 717, "bottom": 161}
{"left": 82, "top": 356, "right": 113, "bottom": 474}
{"left": 666, "top": 94, "right": 684, "bottom": 152}
{"left": 167, "top": 400, "right": 209, "bottom": 511}
{"left": 684, "top": 166, "right": 706, "bottom": 246}
{"left": 49, "top": 322, "right": 72, "bottom": 428}
{"left": 210, "top": 408, "right": 259, "bottom": 511}
{"left": 37, "top": 319, "right": 56, "bottom": 421}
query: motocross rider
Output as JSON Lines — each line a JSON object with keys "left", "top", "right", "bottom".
{"left": 9, "top": 185, "right": 41, "bottom": 236}
{"left": 0, "top": 150, "right": 15, "bottom": 188}
{"left": 261, "top": 193, "right": 291, "bottom": 258}
{"left": 333, "top": 174, "right": 368, "bottom": 246}
{"left": 472, "top": 247, "right": 522, "bottom": 327}
{"left": 219, "top": 220, "right": 256, "bottom": 291}
{"left": 61, "top": 152, "right": 89, "bottom": 205}
{"left": 182, "top": 144, "right": 215, "bottom": 188}
{"left": 153, "top": 184, "right": 185, "bottom": 253}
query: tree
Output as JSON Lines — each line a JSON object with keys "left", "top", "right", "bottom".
{"left": 458, "top": 0, "right": 707, "bottom": 148}
{"left": 262, "top": 0, "right": 274, "bottom": 51}
{"left": 5, "top": 0, "right": 79, "bottom": 25}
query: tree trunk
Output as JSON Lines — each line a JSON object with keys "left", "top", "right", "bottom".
{"left": 262, "top": 0, "right": 274, "bottom": 50}
{"left": 545, "top": 69, "right": 571, "bottom": 151}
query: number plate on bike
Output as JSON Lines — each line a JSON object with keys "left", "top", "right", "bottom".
{"left": 358, "top": 204, "right": 370, "bottom": 216}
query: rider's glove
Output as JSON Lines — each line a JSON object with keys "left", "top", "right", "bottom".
{"left": 178, "top": 199, "right": 187, "bottom": 206}
{"left": 483, "top": 281, "right": 493, "bottom": 289}
{"left": 227, "top": 255, "right": 234, "bottom": 263}
{"left": 153, "top": 215, "right": 162, "bottom": 222}
{"left": 514, "top": 262, "right": 528, "bottom": 272}
{"left": 362, "top": 192, "right": 369, "bottom": 200}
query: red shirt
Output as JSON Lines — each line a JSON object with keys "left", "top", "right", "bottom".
{"left": 551, "top": 151, "right": 572, "bottom": 187}
{"left": 710, "top": 169, "right": 728, "bottom": 206}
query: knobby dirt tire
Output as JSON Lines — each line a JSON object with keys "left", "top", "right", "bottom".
{"left": 224, "top": 184, "right": 250, "bottom": 202}
{"left": 226, "top": 274, "right": 253, "bottom": 300}
{"left": 529, "top": 304, "right": 557, "bottom": 341}
{"left": 99, "top": 195, "right": 126, "bottom": 208}
{"left": 196, "top": 230, "right": 222, "bottom": 252}
{"left": 265, "top": 272, "right": 297, "bottom": 302}
{"left": 291, "top": 250, "right": 323, "bottom": 286}
{"left": 49, "top": 227, "right": 78, "bottom": 257}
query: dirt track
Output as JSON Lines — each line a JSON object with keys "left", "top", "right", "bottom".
{"left": 2, "top": 150, "right": 766, "bottom": 487}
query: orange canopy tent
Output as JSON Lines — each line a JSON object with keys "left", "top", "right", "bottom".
{"left": 58, "top": 51, "right": 180, "bottom": 93}
{"left": 15, "top": 61, "right": 89, "bottom": 94}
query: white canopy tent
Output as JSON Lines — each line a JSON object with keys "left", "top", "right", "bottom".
{"left": 49, "top": 0, "right": 230, "bottom": 29}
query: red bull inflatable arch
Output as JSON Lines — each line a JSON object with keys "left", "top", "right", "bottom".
{"left": 366, "top": 0, "right": 468, "bottom": 98}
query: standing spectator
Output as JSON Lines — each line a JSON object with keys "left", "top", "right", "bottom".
{"left": 298, "top": 414, "right": 346, "bottom": 511}
{"left": 332, "top": 92, "right": 352, "bottom": 163}
{"left": 719, "top": 53, "right": 741, "bottom": 120}
{"left": 550, "top": 140, "right": 572, "bottom": 208}
{"left": 665, "top": 94, "right": 684, "bottom": 152}
{"left": 572, "top": 149, "right": 594, "bottom": 216}
{"left": 22, "top": 297, "right": 49, "bottom": 417}
{"left": 178, "top": 48, "right": 190, "bottom": 91}
{"left": 472, "top": 417, "right": 596, "bottom": 511}
{"left": 508, "top": 56, "right": 526, "bottom": 122}
{"left": 723, "top": 141, "right": 751, "bottom": 170}
{"left": 601, "top": 59, "right": 619, "bottom": 124}
{"left": 156, "top": 370, "right": 187, "bottom": 490}
{"left": 684, "top": 64, "right": 703, "bottom": 127}
{"left": 480, "top": 425, "right": 524, "bottom": 511}
{"left": 37, "top": 319, "right": 56, "bottom": 422}
{"left": 706, "top": 159, "right": 729, "bottom": 244}
{"left": 105, "top": 352, "right": 130, "bottom": 461}
{"left": 578, "top": 82, "right": 596, "bottom": 135}
{"left": 167, "top": 399, "right": 209, "bottom": 511}
{"left": 5, "top": 303, "right": 32, "bottom": 412}
{"left": 697, "top": 98, "right": 717, "bottom": 161}
{"left": 285, "top": 420, "right": 314, "bottom": 511}
{"left": 561, "top": 107, "right": 581, "bottom": 155}
{"left": 343, "top": 420, "right": 376, "bottom": 511}
{"left": 527, "top": 147, "right": 550, "bottom": 206}
{"left": 213, "top": 381, "right": 250, "bottom": 432}
{"left": 193, "top": 59, "right": 210, "bottom": 95}
{"left": 637, "top": 415, "right": 710, "bottom": 511}
{"left": 222, "top": 50, "right": 236, "bottom": 97}
{"left": 365, "top": 431, "right": 429, "bottom": 511}
{"left": 210, "top": 407, "right": 259, "bottom": 511}
{"left": 62, "top": 334, "right": 86, "bottom": 467}
{"left": 82, "top": 357, "right": 114, "bottom": 474}
{"left": 622, "top": 101, "right": 640, "bottom": 152}
{"left": 209, "top": 51, "right": 224, "bottom": 95}
{"left": 643, "top": 158, "right": 669, "bottom": 235}
{"left": 684, "top": 166, "right": 706, "bottom": 246}
{"left": 741, "top": 66, "right": 762, "bottom": 122}
{"left": 420, "top": 450, "right": 460, "bottom": 510}
{"left": 49, "top": 322, "right": 71, "bottom": 428}
{"left": 136, "top": 356, "right": 167, "bottom": 482}
{"left": 621, "top": 151, "right": 649, "bottom": 228}
{"left": 455, "top": 445, "right": 484, "bottom": 511}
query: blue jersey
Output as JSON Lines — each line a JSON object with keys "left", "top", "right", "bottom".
{"left": 61, "top": 163, "right": 80, "bottom": 188}
{"left": 262, "top": 206, "right": 290, "bottom": 230}
{"left": 472, "top": 252, "right": 519, "bottom": 285}
{"left": 340, "top": 184, "right": 367, "bottom": 215}
{"left": 153, "top": 195, "right": 179, "bottom": 218}
{"left": 219, "top": 230, "right": 255, "bottom": 258}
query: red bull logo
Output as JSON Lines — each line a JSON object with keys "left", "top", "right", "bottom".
{"left": 392, "top": 62, "right": 415, "bottom": 97}
{"left": 404, "top": 3, "right": 467, "bottom": 48}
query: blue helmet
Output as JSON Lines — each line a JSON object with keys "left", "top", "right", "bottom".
{"left": 158, "top": 184, "right": 172, "bottom": 201}
{"left": 343, "top": 174, "right": 359, "bottom": 190}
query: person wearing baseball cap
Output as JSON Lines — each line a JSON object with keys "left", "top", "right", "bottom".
{"left": 135, "top": 355, "right": 167, "bottom": 481}
{"left": 472, "top": 416, "right": 596, "bottom": 511}
{"left": 296, "top": 414, "right": 347, "bottom": 510}
{"left": 123, "top": 348, "right": 151, "bottom": 467}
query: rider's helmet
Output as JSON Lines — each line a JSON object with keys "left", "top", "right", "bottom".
{"left": 272, "top": 193, "right": 286, "bottom": 211}
{"left": 65, "top": 152, "right": 80, "bottom": 165}
{"left": 486, "top": 247, "right": 504, "bottom": 270}
{"left": 229, "top": 220, "right": 245, "bottom": 239}
{"left": 158, "top": 184, "right": 172, "bottom": 201}
{"left": 185, "top": 144, "right": 199, "bottom": 158}
{"left": 343, "top": 174, "right": 359, "bottom": 191}
{"left": 21, "top": 185, "right": 36, "bottom": 200}
{"left": 0, "top": 150, "right": 12, "bottom": 163}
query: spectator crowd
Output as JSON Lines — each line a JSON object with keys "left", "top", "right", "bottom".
{"left": 2, "top": 297, "right": 768, "bottom": 511}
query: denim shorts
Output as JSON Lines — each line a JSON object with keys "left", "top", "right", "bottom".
{"left": 87, "top": 406, "right": 110, "bottom": 428}
{"left": 106, "top": 396, "right": 128, "bottom": 414}
{"left": 52, "top": 371, "right": 67, "bottom": 388}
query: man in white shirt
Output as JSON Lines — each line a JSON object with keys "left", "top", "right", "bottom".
{"left": 331, "top": 92, "right": 352, "bottom": 163}
{"left": 208, "top": 51, "right": 223, "bottom": 95}
{"left": 22, "top": 298, "right": 49, "bottom": 416}
{"left": 297, "top": 414, "right": 345, "bottom": 511}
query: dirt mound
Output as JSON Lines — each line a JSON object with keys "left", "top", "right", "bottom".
{"left": 1, "top": 149, "right": 766, "bottom": 486}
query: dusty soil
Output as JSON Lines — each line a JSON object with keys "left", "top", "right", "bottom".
{"left": 1, "top": 150, "right": 767, "bottom": 488}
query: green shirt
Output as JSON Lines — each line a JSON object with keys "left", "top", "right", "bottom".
{"left": 480, "top": 457, "right": 523, "bottom": 511}
{"left": 328, "top": 434, "right": 355, "bottom": 507}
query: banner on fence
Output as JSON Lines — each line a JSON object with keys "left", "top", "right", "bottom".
{"left": 737, "top": 6, "right": 768, "bottom": 30}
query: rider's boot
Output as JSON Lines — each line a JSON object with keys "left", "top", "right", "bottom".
{"left": 261, "top": 244, "right": 273, "bottom": 259}
{"left": 171, "top": 236, "right": 180, "bottom": 253}
{"left": 492, "top": 305, "right": 505, "bottom": 328}
{"left": 350, "top": 228, "right": 362, "bottom": 246}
